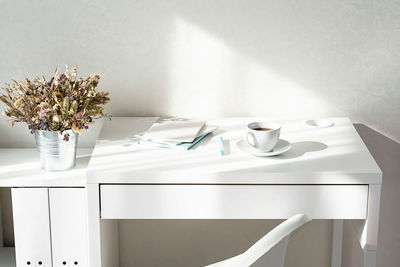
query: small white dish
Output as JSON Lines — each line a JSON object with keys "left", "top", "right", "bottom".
{"left": 306, "top": 119, "right": 334, "bottom": 128}
{"left": 237, "top": 139, "right": 291, "bottom": 157}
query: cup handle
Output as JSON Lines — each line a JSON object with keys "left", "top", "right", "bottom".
{"left": 247, "top": 132, "right": 256, "bottom": 147}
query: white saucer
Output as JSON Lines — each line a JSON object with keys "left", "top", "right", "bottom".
{"left": 236, "top": 139, "right": 291, "bottom": 157}
{"left": 306, "top": 119, "right": 334, "bottom": 128}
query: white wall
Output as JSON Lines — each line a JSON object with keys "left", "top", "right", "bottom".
{"left": 1, "top": 0, "right": 400, "bottom": 266}
{"left": 1, "top": 0, "right": 400, "bottom": 147}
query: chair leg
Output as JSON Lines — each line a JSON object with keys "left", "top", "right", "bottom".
{"left": 331, "top": 220, "right": 343, "bottom": 267}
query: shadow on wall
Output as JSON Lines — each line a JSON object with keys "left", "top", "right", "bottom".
{"left": 342, "top": 124, "right": 400, "bottom": 267}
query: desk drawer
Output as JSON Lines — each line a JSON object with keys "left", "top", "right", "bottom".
{"left": 100, "top": 185, "right": 368, "bottom": 219}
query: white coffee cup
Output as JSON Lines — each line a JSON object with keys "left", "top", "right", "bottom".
{"left": 246, "top": 122, "right": 281, "bottom": 152}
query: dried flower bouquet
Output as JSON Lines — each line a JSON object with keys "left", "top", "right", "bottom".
{"left": 0, "top": 66, "right": 110, "bottom": 140}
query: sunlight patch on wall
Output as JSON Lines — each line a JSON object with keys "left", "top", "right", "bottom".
{"left": 168, "top": 17, "right": 330, "bottom": 118}
{"left": 169, "top": 17, "right": 235, "bottom": 117}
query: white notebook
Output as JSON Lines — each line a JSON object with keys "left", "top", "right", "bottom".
{"left": 142, "top": 120, "right": 205, "bottom": 143}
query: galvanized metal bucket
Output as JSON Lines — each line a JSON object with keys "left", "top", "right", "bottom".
{"left": 34, "top": 130, "right": 78, "bottom": 171}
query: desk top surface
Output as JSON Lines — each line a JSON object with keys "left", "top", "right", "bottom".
{"left": 87, "top": 117, "right": 382, "bottom": 185}
{"left": 0, "top": 148, "right": 92, "bottom": 187}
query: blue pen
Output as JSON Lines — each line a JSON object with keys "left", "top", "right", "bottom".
{"left": 218, "top": 136, "right": 224, "bottom": 156}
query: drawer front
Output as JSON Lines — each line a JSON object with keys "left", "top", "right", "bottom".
{"left": 100, "top": 185, "right": 368, "bottom": 219}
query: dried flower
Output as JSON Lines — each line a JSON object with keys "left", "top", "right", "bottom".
{"left": 0, "top": 66, "right": 110, "bottom": 137}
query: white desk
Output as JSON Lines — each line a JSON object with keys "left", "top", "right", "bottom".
{"left": 87, "top": 117, "right": 382, "bottom": 267}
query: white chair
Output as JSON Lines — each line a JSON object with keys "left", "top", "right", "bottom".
{"left": 205, "top": 214, "right": 311, "bottom": 267}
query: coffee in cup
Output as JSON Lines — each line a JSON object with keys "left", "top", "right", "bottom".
{"left": 246, "top": 122, "right": 281, "bottom": 152}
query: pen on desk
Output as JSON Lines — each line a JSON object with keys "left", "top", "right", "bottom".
{"left": 218, "top": 136, "right": 224, "bottom": 156}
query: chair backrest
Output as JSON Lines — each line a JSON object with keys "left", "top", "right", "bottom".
{"left": 207, "top": 214, "right": 311, "bottom": 267}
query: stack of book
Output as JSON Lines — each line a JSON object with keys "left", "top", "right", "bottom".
{"left": 137, "top": 119, "right": 217, "bottom": 150}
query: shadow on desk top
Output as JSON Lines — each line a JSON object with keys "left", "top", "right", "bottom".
{"left": 272, "top": 141, "right": 328, "bottom": 160}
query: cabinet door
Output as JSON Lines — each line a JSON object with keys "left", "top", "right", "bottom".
{"left": 12, "top": 188, "right": 52, "bottom": 267}
{"left": 49, "top": 188, "right": 88, "bottom": 267}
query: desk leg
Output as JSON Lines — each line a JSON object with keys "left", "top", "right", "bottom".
{"left": 331, "top": 220, "right": 343, "bottom": 267}
{"left": 353, "top": 184, "right": 381, "bottom": 267}
{"left": 86, "top": 184, "right": 119, "bottom": 267}
{"left": 87, "top": 184, "right": 102, "bottom": 267}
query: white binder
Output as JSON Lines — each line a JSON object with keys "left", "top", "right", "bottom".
{"left": 12, "top": 188, "right": 52, "bottom": 267}
{"left": 49, "top": 188, "right": 88, "bottom": 267}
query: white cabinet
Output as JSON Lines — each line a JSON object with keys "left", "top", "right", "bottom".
{"left": 12, "top": 188, "right": 88, "bottom": 267}
{"left": 12, "top": 188, "right": 52, "bottom": 267}
{"left": 49, "top": 188, "right": 87, "bottom": 267}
